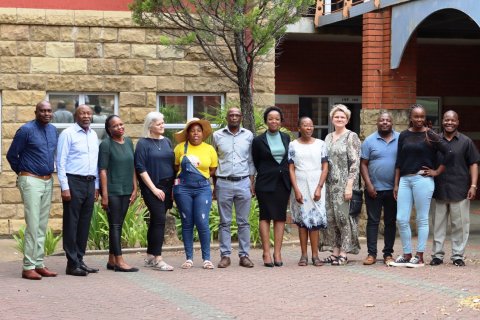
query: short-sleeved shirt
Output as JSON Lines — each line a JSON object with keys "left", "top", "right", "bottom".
{"left": 98, "top": 137, "right": 135, "bottom": 196}
{"left": 212, "top": 127, "right": 255, "bottom": 177}
{"left": 434, "top": 131, "right": 480, "bottom": 202}
{"left": 174, "top": 141, "right": 218, "bottom": 179}
{"left": 361, "top": 131, "right": 399, "bottom": 191}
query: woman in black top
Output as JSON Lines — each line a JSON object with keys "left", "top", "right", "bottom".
{"left": 390, "top": 105, "right": 452, "bottom": 268}
{"left": 134, "top": 112, "right": 175, "bottom": 271}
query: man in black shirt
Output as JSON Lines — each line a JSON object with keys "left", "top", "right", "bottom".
{"left": 431, "top": 110, "right": 480, "bottom": 267}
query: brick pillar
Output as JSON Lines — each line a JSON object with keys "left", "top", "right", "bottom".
{"left": 362, "top": 8, "right": 417, "bottom": 135}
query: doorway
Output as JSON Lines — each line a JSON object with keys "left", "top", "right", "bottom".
{"left": 330, "top": 96, "right": 362, "bottom": 135}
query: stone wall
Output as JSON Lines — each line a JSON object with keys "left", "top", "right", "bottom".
{"left": 0, "top": 8, "right": 275, "bottom": 235}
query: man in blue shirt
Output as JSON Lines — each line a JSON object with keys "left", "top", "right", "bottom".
{"left": 7, "top": 101, "right": 58, "bottom": 280}
{"left": 360, "top": 112, "right": 399, "bottom": 265}
{"left": 56, "top": 105, "right": 100, "bottom": 276}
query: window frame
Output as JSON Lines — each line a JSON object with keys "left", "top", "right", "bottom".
{"left": 46, "top": 92, "right": 119, "bottom": 130}
{"left": 157, "top": 93, "right": 225, "bottom": 130}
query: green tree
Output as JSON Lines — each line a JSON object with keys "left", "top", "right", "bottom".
{"left": 130, "top": 0, "right": 311, "bottom": 133}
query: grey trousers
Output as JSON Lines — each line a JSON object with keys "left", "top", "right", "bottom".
{"left": 431, "top": 199, "right": 470, "bottom": 261}
{"left": 215, "top": 178, "right": 252, "bottom": 257}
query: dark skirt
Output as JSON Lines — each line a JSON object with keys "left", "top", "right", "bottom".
{"left": 256, "top": 181, "right": 290, "bottom": 221}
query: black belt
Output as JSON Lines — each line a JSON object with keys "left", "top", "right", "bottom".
{"left": 67, "top": 174, "right": 96, "bottom": 181}
{"left": 217, "top": 175, "right": 249, "bottom": 182}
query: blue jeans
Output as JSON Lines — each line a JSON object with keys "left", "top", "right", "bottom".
{"left": 396, "top": 175, "right": 434, "bottom": 254}
{"left": 174, "top": 178, "right": 212, "bottom": 261}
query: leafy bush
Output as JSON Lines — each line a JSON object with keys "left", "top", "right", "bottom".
{"left": 13, "top": 225, "right": 62, "bottom": 256}
{"left": 87, "top": 196, "right": 149, "bottom": 250}
{"left": 170, "top": 197, "right": 273, "bottom": 246}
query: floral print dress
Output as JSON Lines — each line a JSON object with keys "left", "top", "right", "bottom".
{"left": 288, "top": 139, "right": 328, "bottom": 230}
{"left": 320, "top": 130, "right": 361, "bottom": 254}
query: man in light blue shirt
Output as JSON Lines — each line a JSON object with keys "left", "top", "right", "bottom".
{"left": 360, "top": 112, "right": 399, "bottom": 265}
{"left": 56, "top": 105, "right": 99, "bottom": 276}
{"left": 212, "top": 107, "right": 255, "bottom": 268}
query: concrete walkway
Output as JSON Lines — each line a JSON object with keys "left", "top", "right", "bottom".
{"left": 1, "top": 207, "right": 480, "bottom": 319}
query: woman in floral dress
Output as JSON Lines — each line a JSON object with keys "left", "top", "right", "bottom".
{"left": 289, "top": 117, "right": 328, "bottom": 267}
{"left": 321, "top": 105, "right": 361, "bottom": 265}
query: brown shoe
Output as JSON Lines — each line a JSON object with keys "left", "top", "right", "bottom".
{"left": 22, "top": 269, "right": 42, "bottom": 280}
{"left": 239, "top": 256, "right": 254, "bottom": 268}
{"left": 384, "top": 256, "right": 394, "bottom": 265}
{"left": 217, "top": 256, "right": 231, "bottom": 268}
{"left": 363, "top": 255, "right": 377, "bottom": 265}
{"left": 35, "top": 267, "right": 58, "bottom": 277}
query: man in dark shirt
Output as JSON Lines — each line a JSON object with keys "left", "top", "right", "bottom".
{"left": 7, "top": 101, "right": 58, "bottom": 280}
{"left": 431, "top": 110, "right": 480, "bottom": 267}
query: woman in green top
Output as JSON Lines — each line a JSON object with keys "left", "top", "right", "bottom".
{"left": 99, "top": 115, "right": 138, "bottom": 272}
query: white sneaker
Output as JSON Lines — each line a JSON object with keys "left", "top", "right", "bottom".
{"left": 387, "top": 255, "right": 410, "bottom": 267}
{"left": 406, "top": 256, "right": 425, "bottom": 268}
{"left": 144, "top": 257, "right": 156, "bottom": 267}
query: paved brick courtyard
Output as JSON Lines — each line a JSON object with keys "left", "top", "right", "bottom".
{"left": 1, "top": 233, "right": 480, "bottom": 319}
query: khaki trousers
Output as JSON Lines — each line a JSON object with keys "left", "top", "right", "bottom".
{"left": 431, "top": 199, "right": 470, "bottom": 261}
{"left": 18, "top": 176, "right": 53, "bottom": 270}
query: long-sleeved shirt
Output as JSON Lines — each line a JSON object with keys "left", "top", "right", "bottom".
{"left": 7, "top": 120, "right": 58, "bottom": 176}
{"left": 212, "top": 127, "right": 255, "bottom": 177}
{"left": 56, "top": 123, "right": 99, "bottom": 190}
{"left": 395, "top": 129, "right": 453, "bottom": 177}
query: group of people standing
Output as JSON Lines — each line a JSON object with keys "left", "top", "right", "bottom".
{"left": 7, "top": 100, "right": 479, "bottom": 280}
{"left": 361, "top": 105, "right": 479, "bottom": 268}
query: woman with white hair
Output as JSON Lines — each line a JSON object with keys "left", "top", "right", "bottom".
{"left": 134, "top": 111, "right": 175, "bottom": 271}
{"left": 321, "top": 104, "right": 361, "bottom": 265}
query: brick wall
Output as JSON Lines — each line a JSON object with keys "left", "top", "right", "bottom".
{"left": 0, "top": 8, "right": 275, "bottom": 235}
{"left": 275, "top": 40, "right": 362, "bottom": 96}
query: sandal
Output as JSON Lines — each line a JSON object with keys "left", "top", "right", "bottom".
{"left": 332, "top": 255, "right": 348, "bottom": 266}
{"left": 203, "top": 260, "right": 214, "bottom": 270}
{"left": 181, "top": 259, "right": 194, "bottom": 269}
{"left": 298, "top": 256, "right": 308, "bottom": 267}
{"left": 312, "top": 257, "right": 324, "bottom": 267}
{"left": 323, "top": 255, "right": 338, "bottom": 264}
{"left": 154, "top": 260, "right": 174, "bottom": 271}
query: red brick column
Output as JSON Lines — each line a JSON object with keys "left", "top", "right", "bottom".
{"left": 362, "top": 8, "right": 417, "bottom": 111}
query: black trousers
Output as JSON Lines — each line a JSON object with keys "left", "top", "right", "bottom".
{"left": 63, "top": 175, "right": 96, "bottom": 268}
{"left": 107, "top": 195, "right": 130, "bottom": 256}
{"left": 142, "top": 180, "right": 172, "bottom": 256}
{"left": 365, "top": 190, "right": 397, "bottom": 258}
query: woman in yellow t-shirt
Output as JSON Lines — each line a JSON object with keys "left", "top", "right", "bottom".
{"left": 173, "top": 118, "right": 217, "bottom": 270}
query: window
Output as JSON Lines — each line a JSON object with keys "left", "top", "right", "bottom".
{"left": 158, "top": 93, "right": 224, "bottom": 142}
{"left": 299, "top": 97, "right": 331, "bottom": 140}
{"left": 417, "top": 97, "right": 441, "bottom": 132}
{"left": 47, "top": 92, "right": 118, "bottom": 140}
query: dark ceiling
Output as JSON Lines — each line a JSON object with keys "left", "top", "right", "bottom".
{"left": 310, "top": 8, "right": 480, "bottom": 40}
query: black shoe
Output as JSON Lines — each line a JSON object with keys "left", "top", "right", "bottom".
{"left": 274, "top": 260, "right": 283, "bottom": 267}
{"left": 106, "top": 263, "right": 115, "bottom": 270}
{"left": 263, "top": 262, "right": 274, "bottom": 268}
{"left": 429, "top": 258, "right": 443, "bottom": 266}
{"left": 114, "top": 265, "right": 139, "bottom": 272}
{"left": 453, "top": 259, "right": 465, "bottom": 267}
{"left": 80, "top": 263, "right": 99, "bottom": 273}
{"left": 66, "top": 266, "right": 88, "bottom": 276}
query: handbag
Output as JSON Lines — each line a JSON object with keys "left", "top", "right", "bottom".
{"left": 346, "top": 132, "right": 363, "bottom": 217}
